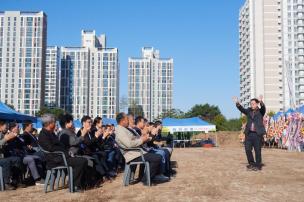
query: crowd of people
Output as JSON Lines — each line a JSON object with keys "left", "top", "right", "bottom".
{"left": 239, "top": 112, "right": 304, "bottom": 152}
{"left": 0, "top": 112, "right": 174, "bottom": 192}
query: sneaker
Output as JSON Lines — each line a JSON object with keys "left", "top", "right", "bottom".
{"left": 152, "top": 174, "right": 170, "bottom": 182}
{"left": 35, "top": 179, "right": 45, "bottom": 186}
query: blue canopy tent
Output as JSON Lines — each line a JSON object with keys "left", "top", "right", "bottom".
{"left": 273, "top": 111, "right": 284, "bottom": 121}
{"left": 285, "top": 108, "right": 295, "bottom": 115}
{"left": 103, "top": 118, "right": 117, "bottom": 126}
{"left": 0, "top": 101, "right": 37, "bottom": 122}
{"left": 296, "top": 105, "right": 304, "bottom": 114}
{"left": 73, "top": 119, "right": 82, "bottom": 129}
{"left": 162, "top": 117, "right": 216, "bottom": 133}
{"left": 32, "top": 120, "right": 43, "bottom": 129}
{"left": 162, "top": 117, "right": 217, "bottom": 147}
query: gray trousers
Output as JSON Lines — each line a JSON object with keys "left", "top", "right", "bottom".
{"left": 23, "top": 155, "right": 41, "bottom": 180}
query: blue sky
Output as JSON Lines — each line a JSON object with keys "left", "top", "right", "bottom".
{"left": 2, "top": 0, "right": 244, "bottom": 119}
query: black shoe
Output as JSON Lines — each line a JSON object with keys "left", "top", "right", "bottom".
{"left": 249, "top": 165, "right": 262, "bottom": 171}
{"left": 5, "top": 183, "right": 17, "bottom": 190}
{"left": 152, "top": 174, "right": 170, "bottom": 182}
{"left": 107, "top": 171, "right": 117, "bottom": 178}
{"left": 73, "top": 186, "right": 84, "bottom": 193}
{"left": 246, "top": 164, "right": 255, "bottom": 170}
{"left": 17, "top": 183, "right": 27, "bottom": 188}
{"left": 11, "top": 181, "right": 27, "bottom": 188}
{"left": 170, "top": 169, "right": 177, "bottom": 176}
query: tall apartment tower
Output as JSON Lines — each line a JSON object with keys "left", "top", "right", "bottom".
{"left": 282, "top": 0, "right": 304, "bottom": 108}
{"left": 45, "top": 46, "right": 60, "bottom": 108}
{"left": 60, "top": 30, "right": 119, "bottom": 119}
{"left": 239, "top": 0, "right": 284, "bottom": 112}
{"left": 0, "top": 11, "right": 47, "bottom": 115}
{"left": 128, "top": 47, "right": 173, "bottom": 121}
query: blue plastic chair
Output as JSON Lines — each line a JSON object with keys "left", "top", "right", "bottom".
{"left": 120, "top": 147, "right": 151, "bottom": 186}
{"left": 39, "top": 148, "right": 74, "bottom": 193}
{"left": 0, "top": 166, "right": 4, "bottom": 191}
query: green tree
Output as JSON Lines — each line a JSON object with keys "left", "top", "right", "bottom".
{"left": 158, "top": 108, "right": 185, "bottom": 119}
{"left": 128, "top": 100, "right": 144, "bottom": 117}
{"left": 225, "top": 118, "right": 243, "bottom": 131}
{"left": 212, "top": 114, "right": 228, "bottom": 131}
{"left": 36, "top": 107, "right": 66, "bottom": 119}
{"left": 185, "top": 103, "right": 222, "bottom": 121}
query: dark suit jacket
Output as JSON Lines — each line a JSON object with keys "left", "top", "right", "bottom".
{"left": 76, "top": 129, "right": 105, "bottom": 155}
{"left": 236, "top": 101, "right": 266, "bottom": 136}
{"left": 38, "top": 128, "right": 69, "bottom": 169}
{"left": 22, "top": 131, "right": 40, "bottom": 154}
{"left": 22, "top": 131, "right": 39, "bottom": 147}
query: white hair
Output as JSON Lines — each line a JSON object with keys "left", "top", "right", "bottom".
{"left": 41, "top": 114, "right": 56, "bottom": 127}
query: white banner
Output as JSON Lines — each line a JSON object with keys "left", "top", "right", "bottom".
{"left": 164, "top": 125, "right": 216, "bottom": 133}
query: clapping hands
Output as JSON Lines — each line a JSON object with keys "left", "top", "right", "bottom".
{"left": 4, "top": 132, "right": 17, "bottom": 141}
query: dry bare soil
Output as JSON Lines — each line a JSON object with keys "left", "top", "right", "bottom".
{"left": 1, "top": 132, "right": 303, "bottom": 202}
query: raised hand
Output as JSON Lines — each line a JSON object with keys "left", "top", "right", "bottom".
{"left": 258, "top": 95, "right": 263, "bottom": 102}
{"left": 232, "top": 96, "right": 239, "bottom": 104}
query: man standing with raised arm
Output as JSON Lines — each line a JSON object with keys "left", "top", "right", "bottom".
{"left": 232, "top": 95, "right": 266, "bottom": 171}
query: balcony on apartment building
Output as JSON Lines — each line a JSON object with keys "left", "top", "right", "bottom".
{"left": 297, "top": 0, "right": 304, "bottom": 5}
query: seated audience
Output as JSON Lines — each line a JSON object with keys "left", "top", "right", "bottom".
{"left": 38, "top": 114, "right": 88, "bottom": 192}
{"left": 0, "top": 120, "right": 23, "bottom": 190}
{"left": 115, "top": 112, "right": 168, "bottom": 183}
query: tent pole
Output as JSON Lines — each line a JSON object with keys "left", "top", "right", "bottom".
{"left": 215, "top": 132, "right": 218, "bottom": 147}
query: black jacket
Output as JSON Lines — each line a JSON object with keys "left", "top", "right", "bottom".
{"left": 236, "top": 102, "right": 266, "bottom": 136}
{"left": 22, "top": 131, "right": 39, "bottom": 147}
{"left": 38, "top": 128, "right": 69, "bottom": 169}
{"left": 5, "top": 135, "right": 27, "bottom": 158}
{"left": 22, "top": 131, "right": 40, "bottom": 154}
{"left": 76, "top": 129, "right": 105, "bottom": 155}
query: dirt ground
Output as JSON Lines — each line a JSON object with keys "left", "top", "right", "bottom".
{"left": 1, "top": 133, "right": 304, "bottom": 202}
